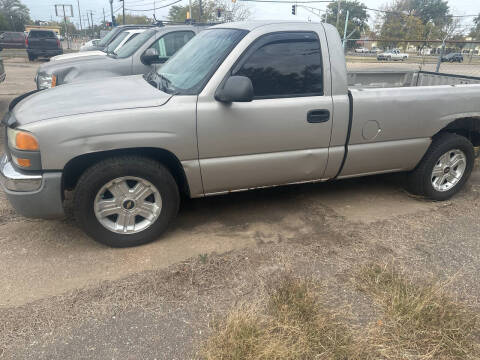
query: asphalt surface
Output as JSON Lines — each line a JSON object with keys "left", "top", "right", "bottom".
{"left": 1, "top": 58, "right": 480, "bottom": 359}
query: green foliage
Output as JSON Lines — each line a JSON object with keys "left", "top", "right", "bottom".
{"left": 471, "top": 14, "right": 480, "bottom": 39}
{"left": 114, "top": 14, "right": 151, "bottom": 25}
{"left": 377, "top": 0, "right": 453, "bottom": 48}
{"left": 168, "top": 0, "right": 250, "bottom": 23}
{"left": 322, "top": 1, "right": 369, "bottom": 49}
{"left": 0, "top": 0, "right": 31, "bottom": 31}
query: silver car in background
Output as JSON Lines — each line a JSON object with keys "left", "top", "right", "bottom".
{"left": 35, "top": 25, "right": 202, "bottom": 90}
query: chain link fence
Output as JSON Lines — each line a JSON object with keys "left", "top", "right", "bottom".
{"left": 344, "top": 39, "right": 480, "bottom": 78}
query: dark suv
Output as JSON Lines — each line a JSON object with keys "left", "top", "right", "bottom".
{"left": 0, "top": 32, "right": 26, "bottom": 50}
{"left": 26, "top": 30, "right": 63, "bottom": 61}
{"left": 441, "top": 53, "right": 464, "bottom": 63}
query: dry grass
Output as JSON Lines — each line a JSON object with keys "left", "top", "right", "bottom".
{"left": 200, "top": 276, "right": 367, "bottom": 360}
{"left": 356, "top": 263, "right": 480, "bottom": 360}
{"left": 200, "top": 266, "right": 480, "bottom": 360}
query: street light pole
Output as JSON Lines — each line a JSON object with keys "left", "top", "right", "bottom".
{"left": 122, "top": 0, "right": 125, "bottom": 25}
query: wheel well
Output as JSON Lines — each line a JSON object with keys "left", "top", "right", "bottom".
{"left": 63, "top": 148, "right": 191, "bottom": 196}
{"left": 436, "top": 117, "right": 480, "bottom": 147}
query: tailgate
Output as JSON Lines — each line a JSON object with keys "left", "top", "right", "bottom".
{"left": 29, "top": 37, "right": 58, "bottom": 49}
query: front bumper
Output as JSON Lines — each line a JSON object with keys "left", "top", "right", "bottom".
{"left": 0, "top": 154, "right": 64, "bottom": 218}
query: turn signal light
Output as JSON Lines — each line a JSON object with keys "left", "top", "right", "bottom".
{"left": 16, "top": 132, "right": 39, "bottom": 151}
{"left": 51, "top": 74, "right": 57, "bottom": 88}
{"left": 15, "top": 158, "right": 31, "bottom": 167}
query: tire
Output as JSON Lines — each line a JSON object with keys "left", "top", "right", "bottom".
{"left": 74, "top": 156, "right": 180, "bottom": 247}
{"left": 407, "top": 133, "right": 474, "bottom": 201}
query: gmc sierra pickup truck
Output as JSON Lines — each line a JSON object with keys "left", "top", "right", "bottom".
{"left": 2, "top": 21, "right": 480, "bottom": 247}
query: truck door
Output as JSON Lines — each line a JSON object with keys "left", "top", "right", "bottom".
{"left": 197, "top": 31, "right": 333, "bottom": 194}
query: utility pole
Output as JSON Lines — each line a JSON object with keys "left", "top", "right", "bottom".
{"left": 55, "top": 5, "right": 73, "bottom": 49}
{"left": 122, "top": 0, "right": 125, "bottom": 25}
{"left": 336, "top": 0, "right": 341, "bottom": 28}
{"left": 77, "top": 0, "right": 82, "bottom": 33}
{"left": 199, "top": 0, "right": 203, "bottom": 21}
{"left": 90, "top": 11, "right": 94, "bottom": 37}
{"left": 109, "top": 0, "right": 114, "bottom": 25}
{"left": 103, "top": 8, "right": 106, "bottom": 27}
{"left": 85, "top": 13, "right": 91, "bottom": 37}
{"left": 188, "top": 0, "right": 192, "bottom": 21}
{"left": 342, "top": 10, "right": 349, "bottom": 51}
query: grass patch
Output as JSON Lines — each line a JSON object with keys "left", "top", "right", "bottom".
{"left": 356, "top": 263, "right": 480, "bottom": 359}
{"left": 200, "top": 276, "right": 363, "bottom": 360}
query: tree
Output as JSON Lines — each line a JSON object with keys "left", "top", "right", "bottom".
{"left": 115, "top": 14, "right": 151, "bottom": 25}
{"left": 168, "top": 0, "right": 250, "bottom": 23}
{"left": 0, "top": 0, "right": 31, "bottom": 31}
{"left": 322, "top": 1, "right": 369, "bottom": 49}
{"left": 376, "top": 0, "right": 453, "bottom": 50}
{"left": 470, "top": 14, "right": 480, "bottom": 39}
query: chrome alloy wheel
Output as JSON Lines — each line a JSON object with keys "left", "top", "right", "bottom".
{"left": 94, "top": 177, "right": 162, "bottom": 234}
{"left": 431, "top": 149, "right": 467, "bottom": 192}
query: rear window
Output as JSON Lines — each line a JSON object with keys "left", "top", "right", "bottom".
{"left": 29, "top": 31, "right": 56, "bottom": 39}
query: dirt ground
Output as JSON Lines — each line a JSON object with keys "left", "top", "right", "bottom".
{"left": 1, "top": 58, "right": 480, "bottom": 359}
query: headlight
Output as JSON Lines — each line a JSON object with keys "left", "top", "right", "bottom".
{"left": 7, "top": 128, "right": 39, "bottom": 151}
{"left": 37, "top": 72, "right": 54, "bottom": 89}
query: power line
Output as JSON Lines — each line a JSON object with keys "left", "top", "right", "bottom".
{"left": 124, "top": 0, "right": 182, "bottom": 11}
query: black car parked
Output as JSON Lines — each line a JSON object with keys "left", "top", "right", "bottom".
{"left": 441, "top": 53, "right": 464, "bottom": 62}
{"left": 0, "top": 31, "right": 26, "bottom": 50}
{"left": 26, "top": 30, "right": 63, "bottom": 61}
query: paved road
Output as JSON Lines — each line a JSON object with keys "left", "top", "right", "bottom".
{"left": 1, "top": 58, "right": 479, "bottom": 359}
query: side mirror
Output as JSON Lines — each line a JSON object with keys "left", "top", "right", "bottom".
{"left": 157, "top": 56, "right": 169, "bottom": 64}
{"left": 141, "top": 48, "right": 160, "bottom": 65}
{"left": 215, "top": 76, "right": 254, "bottom": 103}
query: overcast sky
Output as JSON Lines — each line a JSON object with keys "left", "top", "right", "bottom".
{"left": 23, "top": 0, "right": 480, "bottom": 30}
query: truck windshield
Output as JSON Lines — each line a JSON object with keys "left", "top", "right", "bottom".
{"left": 104, "top": 31, "right": 129, "bottom": 54}
{"left": 153, "top": 28, "right": 248, "bottom": 95}
{"left": 98, "top": 28, "right": 121, "bottom": 47}
{"left": 115, "top": 29, "right": 156, "bottom": 58}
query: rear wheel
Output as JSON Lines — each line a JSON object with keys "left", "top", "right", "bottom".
{"left": 407, "top": 133, "right": 474, "bottom": 201}
{"left": 74, "top": 156, "right": 180, "bottom": 247}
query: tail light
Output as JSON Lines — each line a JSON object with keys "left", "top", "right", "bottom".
{"left": 25, "top": 37, "right": 28, "bottom": 47}
{"left": 56, "top": 38, "right": 60, "bottom": 47}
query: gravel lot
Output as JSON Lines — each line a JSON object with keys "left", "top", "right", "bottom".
{"left": 1, "top": 58, "right": 480, "bottom": 359}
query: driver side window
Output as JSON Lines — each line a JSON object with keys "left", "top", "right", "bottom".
{"left": 149, "top": 31, "right": 195, "bottom": 57}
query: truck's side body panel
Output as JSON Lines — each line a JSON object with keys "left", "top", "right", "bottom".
{"left": 340, "top": 84, "right": 480, "bottom": 177}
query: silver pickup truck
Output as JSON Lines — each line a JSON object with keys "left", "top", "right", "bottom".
{"left": 2, "top": 21, "right": 480, "bottom": 247}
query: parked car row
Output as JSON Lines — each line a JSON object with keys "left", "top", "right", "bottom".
{"left": 354, "top": 47, "right": 381, "bottom": 54}
{"left": 35, "top": 25, "right": 200, "bottom": 89}
{"left": 2, "top": 21, "right": 480, "bottom": 248}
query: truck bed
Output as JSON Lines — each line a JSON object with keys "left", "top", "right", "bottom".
{"left": 347, "top": 70, "right": 480, "bottom": 89}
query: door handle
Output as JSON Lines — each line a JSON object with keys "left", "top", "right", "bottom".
{"left": 307, "top": 109, "right": 330, "bottom": 123}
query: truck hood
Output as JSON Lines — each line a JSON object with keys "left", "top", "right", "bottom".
{"left": 50, "top": 51, "right": 106, "bottom": 62}
{"left": 13, "top": 75, "right": 172, "bottom": 125}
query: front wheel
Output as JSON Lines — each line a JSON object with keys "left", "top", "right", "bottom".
{"left": 407, "top": 133, "right": 474, "bottom": 201}
{"left": 74, "top": 156, "right": 180, "bottom": 247}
